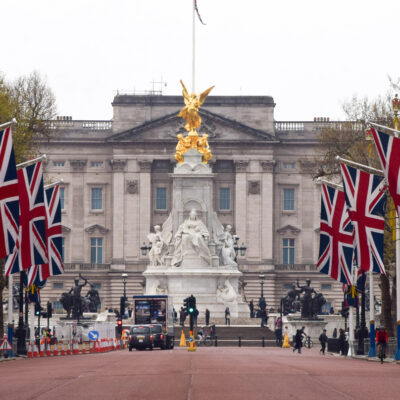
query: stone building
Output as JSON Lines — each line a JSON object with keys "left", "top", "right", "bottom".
{"left": 39, "top": 93, "right": 348, "bottom": 314}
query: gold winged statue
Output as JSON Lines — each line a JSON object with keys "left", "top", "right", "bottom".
{"left": 178, "top": 80, "right": 214, "bottom": 134}
{"left": 175, "top": 80, "right": 215, "bottom": 164}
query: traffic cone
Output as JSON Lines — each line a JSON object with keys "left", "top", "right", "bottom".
{"left": 89, "top": 341, "right": 94, "bottom": 354}
{"left": 46, "top": 339, "right": 51, "bottom": 357}
{"left": 60, "top": 341, "right": 65, "bottom": 356}
{"left": 282, "top": 330, "right": 291, "bottom": 348}
{"left": 53, "top": 343, "right": 59, "bottom": 356}
{"left": 74, "top": 340, "right": 80, "bottom": 355}
{"left": 33, "top": 342, "right": 39, "bottom": 358}
{"left": 180, "top": 330, "right": 186, "bottom": 347}
{"left": 67, "top": 340, "right": 71, "bottom": 355}
{"left": 27, "top": 341, "right": 33, "bottom": 358}
{"left": 187, "top": 331, "right": 197, "bottom": 352}
{"left": 81, "top": 342, "right": 86, "bottom": 354}
{"left": 39, "top": 338, "right": 45, "bottom": 357}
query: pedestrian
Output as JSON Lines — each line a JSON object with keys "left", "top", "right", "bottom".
{"left": 180, "top": 307, "right": 186, "bottom": 327}
{"left": 210, "top": 323, "right": 216, "bottom": 339}
{"left": 275, "top": 317, "right": 282, "bottom": 346}
{"left": 173, "top": 307, "right": 178, "bottom": 323}
{"left": 205, "top": 308, "right": 210, "bottom": 326}
{"left": 249, "top": 300, "right": 254, "bottom": 318}
{"left": 332, "top": 327, "right": 337, "bottom": 338}
{"left": 260, "top": 308, "right": 267, "bottom": 327}
{"left": 338, "top": 328, "right": 346, "bottom": 356}
{"left": 319, "top": 329, "right": 328, "bottom": 355}
{"left": 225, "top": 307, "right": 231, "bottom": 326}
{"left": 293, "top": 327, "right": 306, "bottom": 354}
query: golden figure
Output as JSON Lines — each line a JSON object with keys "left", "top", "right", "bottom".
{"left": 175, "top": 80, "right": 214, "bottom": 164}
{"left": 178, "top": 80, "right": 214, "bottom": 134}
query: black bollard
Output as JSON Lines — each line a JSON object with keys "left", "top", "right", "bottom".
{"left": 214, "top": 336, "right": 218, "bottom": 347}
{"left": 262, "top": 337, "right": 265, "bottom": 347}
{"left": 238, "top": 336, "right": 242, "bottom": 347}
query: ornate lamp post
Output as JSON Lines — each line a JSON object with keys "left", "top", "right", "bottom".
{"left": 259, "top": 274, "right": 265, "bottom": 300}
{"left": 140, "top": 242, "right": 152, "bottom": 257}
{"left": 122, "top": 273, "right": 128, "bottom": 300}
{"left": 233, "top": 235, "right": 247, "bottom": 262}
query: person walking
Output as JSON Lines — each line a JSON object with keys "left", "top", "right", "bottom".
{"left": 205, "top": 308, "right": 210, "bottom": 326}
{"left": 225, "top": 307, "right": 231, "bottom": 326}
{"left": 319, "top": 329, "right": 328, "bottom": 355}
{"left": 210, "top": 323, "right": 216, "bottom": 339}
{"left": 338, "top": 328, "right": 346, "bottom": 356}
{"left": 179, "top": 307, "right": 186, "bottom": 327}
{"left": 260, "top": 308, "right": 267, "bottom": 327}
{"left": 249, "top": 300, "right": 254, "bottom": 318}
{"left": 332, "top": 327, "right": 337, "bottom": 338}
{"left": 293, "top": 327, "right": 306, "bottom": 354}
{"left": 275, "top": 317, "right": 282, "bottom": 346}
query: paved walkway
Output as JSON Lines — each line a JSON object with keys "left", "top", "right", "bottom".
{"left": 1, "top": 347, "right": 399, "bottom": 400}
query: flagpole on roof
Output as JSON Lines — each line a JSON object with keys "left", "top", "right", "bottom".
{"left": 335, "top": 155, "right": 384, "bottom": 176}
{"left": 0, "top": 118, "right": 17, "bottom": 129}
{"left": 44, "top": 179, "right": 63, "bottom": 189}
{"left": 192, "top": 0, "right": 196, "bottom": 93}
{"left": 16, "top": 154, "right": 47, "bottom": 169}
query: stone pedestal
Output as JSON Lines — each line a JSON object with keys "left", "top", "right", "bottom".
{"left": 283, "top": 314, "right": 328, "bottom": 339}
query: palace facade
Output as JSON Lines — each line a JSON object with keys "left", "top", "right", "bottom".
{"left": 39, "top": 93, "right": 349, "bottom": 314}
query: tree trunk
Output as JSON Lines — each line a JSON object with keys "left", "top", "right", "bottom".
{"left": 380, "top": 274, "right": 394, "bottom": 337}
{"left": 0, "top": 258, "right": 6, "bottom": 337}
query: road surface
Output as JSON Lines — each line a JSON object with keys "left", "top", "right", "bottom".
{"left": 1, "top": 347, "right": 399, "bottom": 400}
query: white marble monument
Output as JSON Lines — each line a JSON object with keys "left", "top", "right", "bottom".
{"left": 144, "top": 149, "right": 249, "bottom": 318}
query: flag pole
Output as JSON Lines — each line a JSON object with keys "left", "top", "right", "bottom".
{"left": 347, "top": 266, "right": 356, "bottom": 356}
{"left": 368, "top": 121, "right": 400, "bottom": 138}
{"left": 393, "top": 94, "right": 400, "bottom": 360}
{"left": 192, "top": 0, "right": 196, "bottom": 93}
{"left": 44, "top": 179, "right": 64, "bottom": 189}
{"left": 335, "top": 155, "right": 384, "bottom": 176}
{"left": 315, "top": 177, "right": 343, "bottom": 191}
{"left": 0, "top": 118, "right": 17, "bottom": 130}
{"left": 16, "top": 154, "right": 47, "bottom": 169}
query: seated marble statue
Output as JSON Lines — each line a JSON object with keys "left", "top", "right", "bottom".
{"left": 147, "top": 225, "right": 168, "bottom": 266}
{"left": 216, "top": 279, "right": 237, "bottom": 303}
{"left": 171, "top": 209, "right": 211, "bottom": 267}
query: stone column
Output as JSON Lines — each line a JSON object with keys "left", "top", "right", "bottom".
{"left": 261, "top": 160, "right": 275, "bottom": 261}
{"left": 234, "top": 161, "right": 249, "bottom": 247}
{"left": 70, "top": 160, "right": 87, "bottom": 262}
{"left": 110, "top": 159, "right": 126, "bottom": 270}
{"left": 138, "top": 160, "right": 152, "bottom": 253}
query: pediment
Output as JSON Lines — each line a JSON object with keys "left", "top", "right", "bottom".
{"left": 85, "top": 224, "right": 109, "bottom": 234}
{"left": 277, "top": 225, "right": 301, "bottom": 235}
{"left": 106, "top": 109, "right": 277, "bottom": 143}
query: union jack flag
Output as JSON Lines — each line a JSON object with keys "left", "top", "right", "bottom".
{"left": 27, "top": 185, "right": 63, "bottom": 286}
{"left": 5, "top": 162, "right": 48, "bottom": 275}
{"left": 371, "top": 126, "right": 400, "bottom": 219}
{"left": 317, "top": 184, "right": 354, "bottom": 285}
{"left": 0, "top": 126, "right": 19, "bottom": 258}
{"left": 340, "top": 163, "right": 386, "bottom": 274}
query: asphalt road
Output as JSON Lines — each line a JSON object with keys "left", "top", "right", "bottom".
{"left": 1, "top": 347, "right": 399, "bottom": 400}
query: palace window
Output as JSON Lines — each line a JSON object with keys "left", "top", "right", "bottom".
{"left": 53, "top": 161, "right": 65, "bottom": 167}
{"left": 282, "top": 238, "right": 295, "bottom": 264}
{"left": 156, "top": 187, "right": 167, "bottom": 210}
{"left": 322, "top": 284, "right": 332, "bottom": 291}
{"left": 283, "top": 188, "right": 295, "bottom": 211}
{"left": 283, "top": 162, "right": 295, "bottom": 169}
{"left": 93, "top": 283, "right": 102, "bottom": 290}
{"left": 91, "top": 188, "right": 103, "bottom": 210}
{"left": 283, "top": 283, "right": 293, "bottom": 291}
{"left": 53, "top": 282, "right": 64, "bottom": 289}
{"left": 90, "top": 161, "right": 103, "bottom": 168}
{"left": 219, "top": 188, "right": 231, "bottom": 210}
{"left": 90, "top": 237, "right": 103, "bottom": 264}
{"left": 59, "top": 187, "right": 65, "bottom": 210}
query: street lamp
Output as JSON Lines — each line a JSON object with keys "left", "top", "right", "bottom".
{"left": 122, "top": 273, "right": 128, "bottom": 300}
{"left": 233, "top": 235, "right": 247, "bottom": 261}
{"left": 259, "top": 274, "right": 265, "bottom": 300}
{"left": 140, "top": 242, "right": 152, "bottom": 257}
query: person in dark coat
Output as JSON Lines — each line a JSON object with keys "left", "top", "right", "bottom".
{"left": 205, "top": 308, "right": 210, "bottom": 326}
{"left": 332, "top": 328, "right": 337, "bottom": 338}
{"left": 293, "top": 327, "right": 306, "bottom": 354}
{"left": 249, "top": 300, "right": 254, "bottom": 318}
{"left": 319, "top": 329, "right": 328, "bottom": 355}
{"left": 225, "top": 307, "right": 231, "bottom": 326}
{"left": 179, "top": 307, "right": 186, "bottom": 327}
{"left": 338, "top": 328, "right": 346, "bottom": 355}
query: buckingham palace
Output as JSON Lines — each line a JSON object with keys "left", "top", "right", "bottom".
{"left": 38, "top": 92, "right": 349, "bottom": 314}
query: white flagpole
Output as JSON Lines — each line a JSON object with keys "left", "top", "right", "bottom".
{"left": 192, "top": 0, "right": 196, "bottom": 93}
{"left": 0, "top": 118, "right": 17, "bottom": 130}
{"left": 315, "top": 177, "right": 343, "bottom": 191}
{"left": 347, "top": 266, "right": 356, "bottom": 357}
{"left": 335, "top": 155, "right": 384, "bottom": 176}
{"left": 16, "top": 154, "right": 46, "bottom": 169}
{"left": 44, "top": 179, "right": 64, "bottom": 189}
{"left": 368, "top": 121, "right": 400, "bottom": 138}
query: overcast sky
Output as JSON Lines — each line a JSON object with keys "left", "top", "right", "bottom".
{"left": 2, "top": 0, "right": 400, "bottom": 121}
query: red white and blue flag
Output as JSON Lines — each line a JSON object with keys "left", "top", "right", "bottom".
{"left": 317, "top": 184, "right": 354, "bottom": 285}
{"left": 371, "top": 126, "right": 400, "bottom": 219}
{"left": 27, "top": 185, "right": 63, "bottom": 286}
{"left": 0, "top": 126, "right": 20, "bottom": 258}
{"left": 340, "top": 163, "right": 386, "bottom": 274}
{"left": 5, "top": 162, "right": 48, "bottom": 275}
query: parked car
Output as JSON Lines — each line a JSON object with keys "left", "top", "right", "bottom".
{"left": 129, "top": 325, "right": 153, "bottom": 351}
{"left": 149, "top": 324, "right": 167, "bottom": 349}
